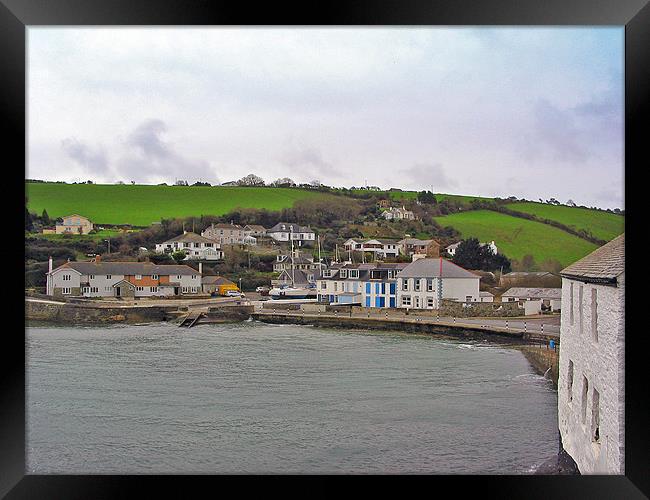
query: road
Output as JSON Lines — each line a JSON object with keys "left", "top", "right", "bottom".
{"left": 253, "top": 307, "right": 561, "bottom": 336}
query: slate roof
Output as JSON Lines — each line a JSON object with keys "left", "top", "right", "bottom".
{"left": 561, "top": 234, "right": 624, "bottom": 285}
{"left": 160, "top": 232, "right": 217, "bottom": 244}
{"left": 398, "top": 258, "right": 479, "bottom": 279}
{"left": 52, "top": 262, "right": 198, "bottom": 276}
{"left": 399, "top": 238, "right": 439, "bottom": 246}
{"left": 501, "top": 287, "right": 561, "bottom": 299}
{"left": 267, "top": 222, "right": 313, "bottom": 233}
{"left": 201, "top": 276, "right": 237, "bottom": 286}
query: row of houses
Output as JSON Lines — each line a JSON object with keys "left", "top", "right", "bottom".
{"left": 199, "top": 222, "right": 315, "bottom": 246}
{"left": 45, "top": 256, "right": 239, "bottom": 298}
{"left": 343, "top": 237, "right": 440, "bottom": 259}
{"left": 317, "top": 258, "right": 485, "bottom": 309}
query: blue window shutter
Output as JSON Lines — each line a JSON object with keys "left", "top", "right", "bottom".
{"left": 366, "top": 282, "right": 371, "bottom": 294}
{"left": 390, "top": 297, "right": 396, "bottom": 308}
{"left": 365, "top": 297, "right": 371, "bottom": 307}
{"left": 390, "top": 283, "right": 396, "bottom": 294}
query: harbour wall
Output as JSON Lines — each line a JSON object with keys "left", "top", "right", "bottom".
{"left": 26, "top": 300, "right": 179, "bottom": 324}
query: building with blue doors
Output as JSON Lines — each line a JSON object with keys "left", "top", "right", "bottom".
{"left": 316, "top": 262, "right": 409, "bottom": 307}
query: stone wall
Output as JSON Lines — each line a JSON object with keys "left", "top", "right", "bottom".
{"left": 26, "top": 300, "right": 177, "bottom": 324}
{"left": 520, "top": 344, "right": 560, "bottom": 388}
{"left": 439, "top": 299, "right": 522, "bottom": 317}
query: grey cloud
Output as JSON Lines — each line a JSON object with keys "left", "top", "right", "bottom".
{"left": 399, "top": 163, "right": 458, "bottom": 191}
{"left": 532, "top": 99, "right": 588, "bottom": 163}
{"left": 280, "top": 146, "right": 343, "bottom": 179}
{"left": 61, "top": 138, "right": 109, "bottom": 175}
{"left": 117, "top": 119, "right": 217, "bottom": 183}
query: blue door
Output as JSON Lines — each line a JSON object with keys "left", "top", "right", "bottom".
{"left": 390, "top": 283, "right": 396, "bottom": 294}
{"left": 375, "top": 296, "right": 381, "bottom": 308}
{"left": 389, "top": 297, "right": 396, "bottom": 308}
{"left": 366, "top": 282, "right": 371, "bottom": 294}
{"left": 365, "top": 296, "right": 371, "bottom": 307}
{"left": 379, "top": 297, "right": 385, "bottom": 308}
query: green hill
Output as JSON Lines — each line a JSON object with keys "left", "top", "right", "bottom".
{"left": 26, "top": 183, "right": 327, "bottom": 226}
{"left": 434, "top": 210, "right": 599, "bottom": 267}
{"left": 506, "top": 202, "right": 624, "bottom": 241}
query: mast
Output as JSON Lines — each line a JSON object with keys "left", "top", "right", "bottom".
{"left": 317, "top": 234, "right": 322, "bottom": 270}
{"left": 290, "top": 225, "right": 295, "bottom": 287}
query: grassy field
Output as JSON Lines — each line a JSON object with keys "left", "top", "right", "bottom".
{"left": 506, "top": 202, "right": 624, "bottom": 241}
{"left": 26, "top": 183, "right": 326, "bottom": 226}
{"left": 434, "top": 210, "right": 599, "bottom": 267}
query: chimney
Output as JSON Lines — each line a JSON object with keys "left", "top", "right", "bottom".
{"left": 48, "top": 256, "right": 53, "bottom": 273}
{"left": 95, "top": 254, "right": 101, "bottom": 263}
{"left": 199, "top": 262, "right": 203, "bottom": 275}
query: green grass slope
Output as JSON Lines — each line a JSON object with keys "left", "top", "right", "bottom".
{"left": 26, "top": 183, "right": 326, "bottom": 226}
{"left": 506, "top": 202, "right": 624, "bottom": 241}
{"left": 434, "top": 210, "right": 598, "bottom": 267}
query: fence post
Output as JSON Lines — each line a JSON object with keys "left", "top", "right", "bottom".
{"left": 524, "top": 321, "right": 527, "bottom": 333}
{"left": 541, "top": 323, "right": 544, "bottom": 334}
{"left": 505, "top": 319, "right": 509, "bottom": 330}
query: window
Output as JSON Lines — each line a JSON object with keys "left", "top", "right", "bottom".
{"left": 135, "top": 274, "right": 142, "bottom": 280}
{"left": 62, "top": 274, "right": 71, "bottom": 281}
{"left": 150, "top": 287, "right": 158, "bottom": 292}
{"left": 591, "top": 288, "right": 598, "bottom": 342}
{"left": 182, "top": 287, "right": 188, "bottom": 293}
{"left": 340, "top": 269, "right": 348, "bottom": 278}
{"left": 570, "top": 282, "right": 574, "bottom": 325}
{"left": 403, "top": 279, "right": 409, "bottom": 291}
{"left": 591, "top": 388, "right": 600, "bottom": 443}
{"left": 136, "top": 286, "right": 144, "bottom": 291}
{"left": 579, "top": 285, "right": 584, "bottom": 335}
{"left": 581, "top": 376, "right": 589, "bottom": 425}
{"left": 401, "top": 296, "right": 411, "bottom": 306}
{"left": 322, "top": 270, "right": 332, "bottom": 278}
{"left": 82, "top": 287, "right": 90, "bottom": 293}
{"left": 105, "top": 286, "right": 112, "bottom": 292}
{"left": 89, "top": 275, "right": 95, "bottom": 280}
{"left": 334, "top": 282, "right": 338, "bottom": 292}
{"left": 106, "top": 274, "right": 112, "bottom": 279}
{"left": 414, "top": 279, "right": 420, "bottom": 291}
{"left": 177, "top": 275, "right": 182, "bottom": 280}
{"left": 92, "top": 287, "right": 98, "bottom": 293}
{"left": 466, "top": 295, "right": 472, "bottom": 302}
{"left": 320, "top": 282, "right": 326, "bottom": 289}
{"left": 349, "top": 270, "right": 359, "bottom": 279}
{"left": 62, "top": 287, "right": 71, "bottom": 294}
{"left": 427, "top": 279, "right": 433, "bottom": 292}
{"left": 567, "top": 360, "right": 574, "bottom": 401}
{"left": 152, "top": 274, "right": 158, "bottom": 280}
{"left": 387, "top": 270, "right": 394, "bottom": 279}
{"left": 427, "top": 297, "right": 434, "bottom": 308}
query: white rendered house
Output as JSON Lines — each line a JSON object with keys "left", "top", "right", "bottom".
{"left": 557, "top": 234, "right": 625, "bottom": 474}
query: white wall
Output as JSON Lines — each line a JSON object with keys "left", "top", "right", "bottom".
{"left": 557, "top": 274, "right": 625, "bottom": 474}
{"left": 397, "top": 277, "right": 480, "bottom": 309}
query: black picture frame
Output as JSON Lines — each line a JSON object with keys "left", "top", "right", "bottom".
{"left": 4, "top": 0, "right": 647, "bottom": 496}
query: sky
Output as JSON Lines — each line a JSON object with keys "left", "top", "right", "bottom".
{"left": 27, "top": 27, "right": 624, "bottom": 209}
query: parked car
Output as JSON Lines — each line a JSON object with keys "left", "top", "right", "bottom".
{"left": 256, "top": 286, "right": 271, "bottom": 296}
{"left": 225, "top": 290, "right": 242, "bottom": 297}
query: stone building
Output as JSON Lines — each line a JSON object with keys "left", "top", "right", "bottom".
{"left": 54, "top": 214, "right": 94, "bottom": 235}
{"left": 557, "top": 234, "right": 625, "bottom": 474}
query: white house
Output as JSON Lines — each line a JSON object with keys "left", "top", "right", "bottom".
{"left": 343, "top": 238, "right": 400, "bottom": 258}
{"left": 382, "top": 206, "right": 416, "bottom": 221}
{"left": 155, "top": 232, "right": 224, "bottom": 261}
{"left": 446, "top": 240, "right": 498, "bottom": 257}
{"left": 557, "top": 234, "right": 625, "bottom": 474}
{"left": 266, "top": 222, "right": 315, "bottom": 245}
{"left": 479, "top": 291, "right": 494, "bottom": 302}
{"left": 317, "top": 262, "right": 408, "bottom": 308}
{"left": 202, "top": 223, "right": 256, "bottom": 245}
{"left": 396, "top": 258, "right": 480, "bottom": 309}
{"left": 54, "top": 214, "right": 94, "bottom": 235}
{"left": 500, "top": 287, "right": 562, "bottom": 312}
{"left": 45, "top": 256, "right": 202, "bottom": 298}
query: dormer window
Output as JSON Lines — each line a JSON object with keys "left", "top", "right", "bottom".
{"left": 349, "top": 270, "right": 359, "bottom": 279}
{"left": 340, "top": 269, "right": 348, "bottom": 278}
{"left": 322, "top": 269, "right": 331, "bottom": 278}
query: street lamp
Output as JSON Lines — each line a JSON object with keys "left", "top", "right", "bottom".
{"left": 238, "top": 277, "right": 242, "bottom": 292}
{"left": 104, "top": 239, "right": 111, "bottom": 254}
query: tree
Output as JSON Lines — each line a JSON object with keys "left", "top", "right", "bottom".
{"left": 237, "top": 174, "right": 265, "bottom": 186}
{"left": 271, "top": 177, "right": 296, "bottom": 187}
{"left": 451, "top": 237, "right": 512, "bottom": 272}
{"left": 41, "top": 209, "right": 51, "bottom": 226}
{"left": 520, "top": 254, "right": 537, "bottom": 271}
{"left": 171, "top": 250, "right": 187, "bottom": 263}
{"left": 417, "top": 190, "right": 436, "bottom": 204}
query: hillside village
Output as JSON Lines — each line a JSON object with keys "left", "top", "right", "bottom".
{"left": 24, "top": 178, "right": 620, "bottom": 317}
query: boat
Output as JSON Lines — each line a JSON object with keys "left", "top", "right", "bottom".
{"left": 269, "top": 285, "right": 316, "bottom": 300}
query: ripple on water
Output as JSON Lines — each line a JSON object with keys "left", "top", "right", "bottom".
{"left": 26, "top": 322, "right": 558, "bottom": 474}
